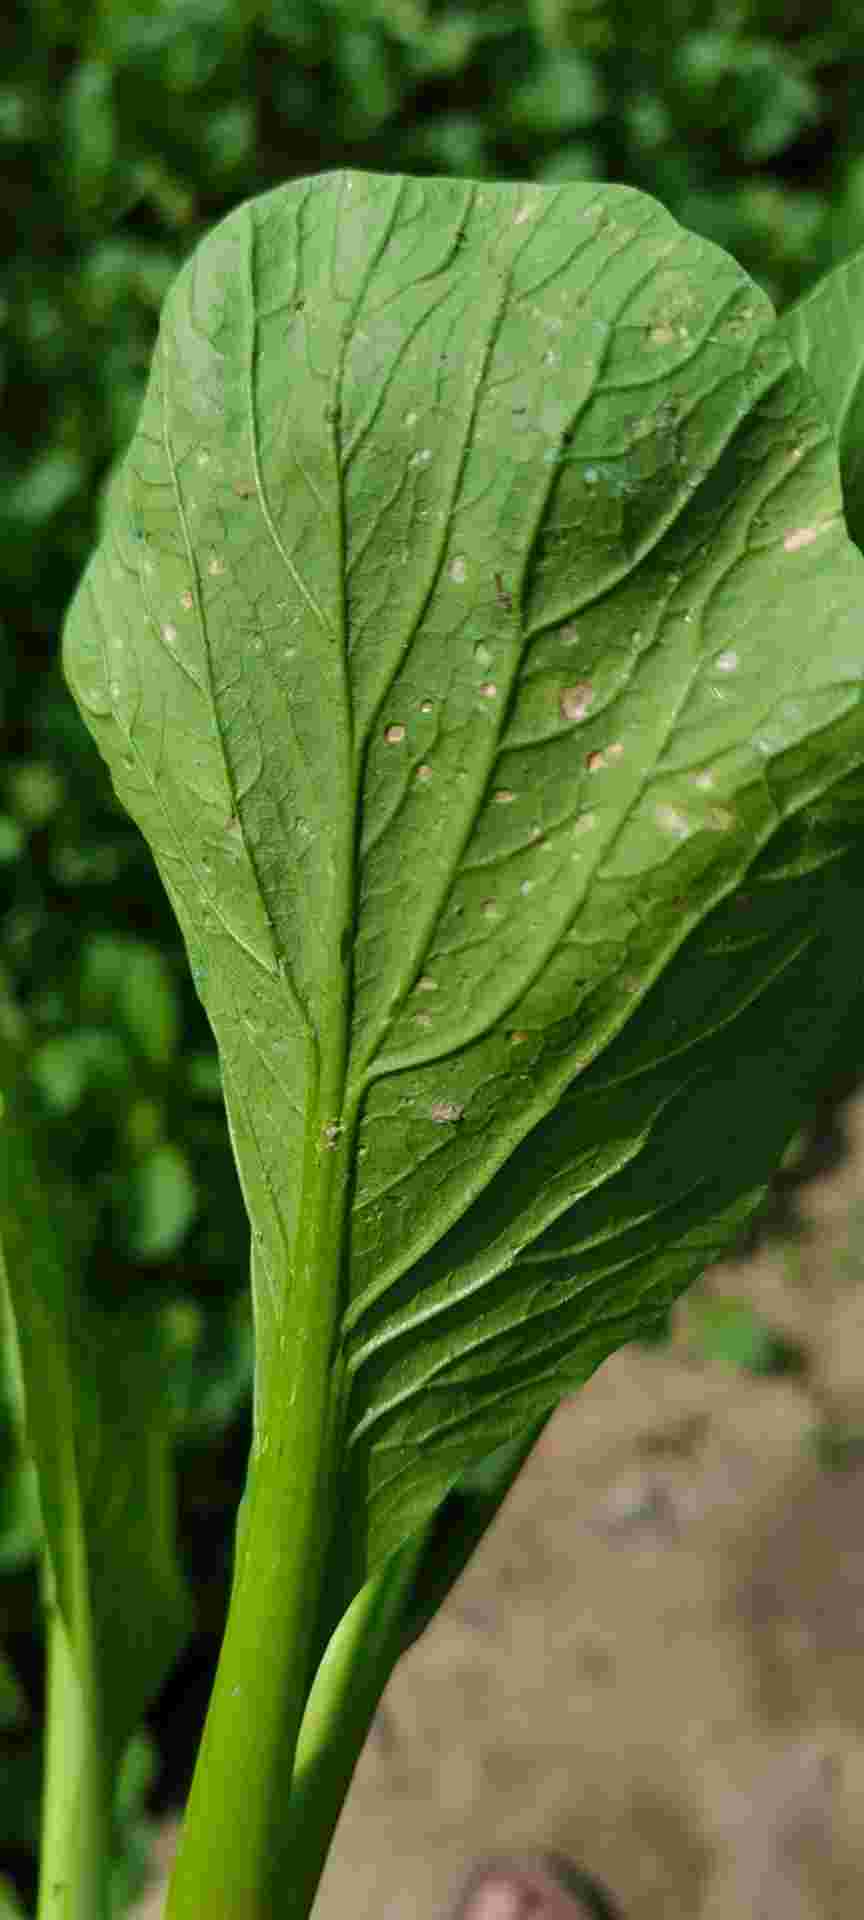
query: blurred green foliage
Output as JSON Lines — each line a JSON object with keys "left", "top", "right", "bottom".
{"left": 5, "top": 0, "right": 864, "bottom": 1906}
{"left": 682, "top": 1296, "right": 809, "bottom": 1377}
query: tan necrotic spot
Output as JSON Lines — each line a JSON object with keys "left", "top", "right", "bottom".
{"left": 559, "top": 682, "right": 593, "bottom": 722}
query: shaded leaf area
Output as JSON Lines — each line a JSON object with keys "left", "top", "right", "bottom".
{"left": 347, "top": 799, "right": 864, "bottom": 1557}
{"left": 63, "top": 171, "right": 864, "bottom": 1586}
{"left": 781, "top": 245, "right": 864, "bottom": 551}
{"left": 0, "top": 1035, "right": 191, "bottom": 1779}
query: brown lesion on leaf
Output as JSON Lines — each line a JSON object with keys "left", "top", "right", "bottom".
{"left": 494, "top": 571, "right": 513, "bottom": 613}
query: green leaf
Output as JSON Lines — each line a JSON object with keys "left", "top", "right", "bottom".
{"left": 0, "top": 1451, "right": 41, "bottom": 1571}
{"left": 80, "top": 933, "right": 181, "bottom": 1066}
{"left": 780, "top": 246, "right": 864, "bottom": 551}
{"left": 0, "top": 1038, "right": 191, "bottom": 1784}
{"left": 63, "top": 61, "right": 118, "bottom": 216}
{"left": 4, "top": 451, "right": 84, "bottom": 530}
{"left": 504, "top": 49, "right": 606, "bottom": 133}
{"left": 0, "top": 1647, "right": 28, "bottom": 1729}
{"left": 29, "top": 1027, "right": 131, "bottom": 1114}
{"left": 683, "top": 1295, "right": 806, "bottom": 1376}
{"left": 63, "top": 171, "right": 864, "bottom": 1596}
{"left": 124, "top": 1141, "right": 198, "bottom": 1261}
{"left": 0, "top": 1875, "right": 25, "bottom": 1919}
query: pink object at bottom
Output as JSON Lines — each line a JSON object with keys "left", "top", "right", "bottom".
{"left": 457, "top": 1863, "right": 594, "bottom": 1919}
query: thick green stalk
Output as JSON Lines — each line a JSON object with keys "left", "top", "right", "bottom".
{"left": 164, "top": 1366, "right": 340, "bottom": 1913}
{"left": 37, "top": 1565, "right": 110, "bottom": 1920}
{"left": 164, "top": 1074, "right": 353, "bottom": 1918}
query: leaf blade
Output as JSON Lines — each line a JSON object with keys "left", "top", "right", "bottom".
{"left": 63, "top": 170, "right": 864, "bottom": 1586}
{"left": 780, "top": 245, "right": 864, "bottom": 548}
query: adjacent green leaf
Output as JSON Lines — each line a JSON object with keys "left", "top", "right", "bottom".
{"left": 0, "top": 1875, "right": 25, "bottom": 1919}
{"left": 0, "top": 1648, "right": 27, "bottom": 1729}
{"left": 29, "top": 1027, "right": 131, "bottom": 1114}
{"left": 504, "top": 49, "right": 605, "bottom": 133}
{"left": 781, "top": 245, "right": 864, "bottom": 551}
{"left": 0, "top": 1034, "right": 191, "bottom": 1787}
{"left": 124, "top": 1141, "right": 198, "bottom": 1260}
{"left": 80, "top": 933, "right": 181, "bottom": 1066}
{"left": 63, "top": 171, "right": 864, "bottom": 1594}
{"left": 684, "top": 1295, "right": 807, "bottom": 1376}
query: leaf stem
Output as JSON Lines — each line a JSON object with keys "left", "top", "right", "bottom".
{"left": 164, "top": 1095, "right": 354, "bottom": 1918}
{"left": 163, "top": 1366, "right": 339, "bottom": 1916}
{"left": 37, "top": 1571, "right": 110, "bottom": 1920}
{"left": 280, "top": 1525, "right": 433, "bottom": 1919}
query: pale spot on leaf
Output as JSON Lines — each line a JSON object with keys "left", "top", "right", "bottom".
{"left": 715, "top": 650, "right": 739, "bottom": 673}
{"left": 559, "top": 682, "right": 593, "bottom": 722}
{"left": 493, "top": 788, "right": 515, "bottom": 804}
{"left": 586, "top": 749, "right": 606, "bottom": 773}
{"left": 479, "top": 682, "right": 497, "bottom": 700}
{"left": 420, "top": 700, "right": 434, "bottom": 714}
{"left": 416, "top": 976, "right": 438, "bottom": 992}
{"left": 655, "top": 803, "right": 691, "bottom": 838}
{"left": 694, "top": 770, "right": 714, "bottom": 789}
{"left": 162, "top": 623, "right": 177, "bottom": 645}
{"left": 180, "top": 590, "right": 194, "bottom": 611}
{"left": 208, "top": 555, "right": 225, "bottom": 576}
{"left": 783, "top": 524, "right": 823, "bottom": 553}
{"left": 416, "top": 764, "right": 433, "bottom": 783}
{"left": 509, "top": 1030, "right": 530, "bottom": 1045}
{"left": 430, "top": 1101, "right": 464, "bottom": 1124}
{"left": 481, "top": 899, "right": 499, "bottom": 918}
{"left": 450, "top": 556, "right": 467, "bottom": 583}
{"left": 384, "top": 724, "right": 405, "bottom": 744}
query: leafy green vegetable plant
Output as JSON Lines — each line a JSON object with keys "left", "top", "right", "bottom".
{"left": 5, "top": 167, "right": 864, "bottom": 1917}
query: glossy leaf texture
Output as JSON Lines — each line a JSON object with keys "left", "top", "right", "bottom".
{"left": 781, "top": 244, "right": 864, "bottom": 551}
{"left": 63, "top": 171, "right": 864, "bottom": 1581}
{"left": 0, "top": 1026, "right": 191, "bottom": 1777}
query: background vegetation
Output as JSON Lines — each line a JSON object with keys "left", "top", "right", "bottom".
{"left": 5, "top": 1, "right": 864, "bottom": 1908}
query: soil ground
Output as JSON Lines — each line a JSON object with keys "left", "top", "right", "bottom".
{"left": 134, "top": 1089, "right": 864, "bottom": 1919}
